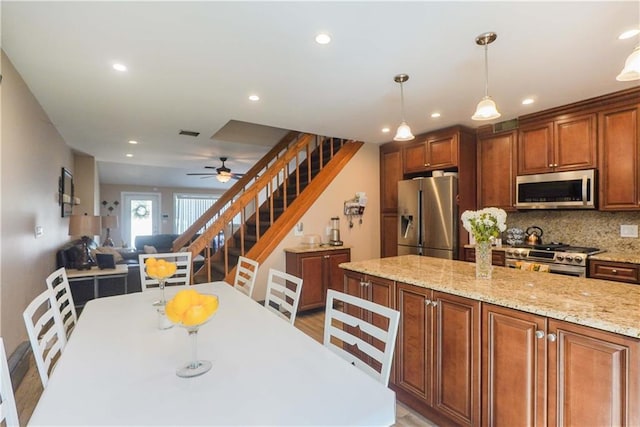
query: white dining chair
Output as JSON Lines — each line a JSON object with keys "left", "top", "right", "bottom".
{"left": 45, "top": 267, "right": 78, "bottom": 339}
{"left": 23, "top": 289, "right": 68, "bottom": 388}
{"left": 233, "top": 256, "right": 259, "bottom": 298}
{"left": 323, "top": 289, "right": 400, "bottom": 386}
{"left": 0, "top": 338, "right": 19, "bottom": 427}
{"left": 263, "top": 268, "right": 303, "bottom": 325}
{"left": 139, "top": 252, "right": 192, "bottom": 291}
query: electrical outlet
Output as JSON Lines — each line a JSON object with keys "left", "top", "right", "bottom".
{"left": 620, "top": 224, "right": 638, "bottom": 238}
{"left": 294, "top": 222, "right": 304, "bottom": 236}
{"left": 34, "top": 226, "right": 44, "bottom": 238}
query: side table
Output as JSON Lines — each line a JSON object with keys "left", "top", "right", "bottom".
{"left": 66, "top": 265, "right": 129, "bottom": 306}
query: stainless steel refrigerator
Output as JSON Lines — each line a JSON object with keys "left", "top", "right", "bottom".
{"left": 397, "top": 176, "right": 458, "bottom": 259}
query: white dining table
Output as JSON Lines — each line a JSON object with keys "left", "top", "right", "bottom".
{"left": 28, "top": 282, "right": 396, "bottom": 426}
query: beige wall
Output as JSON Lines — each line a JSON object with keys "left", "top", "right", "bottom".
{"left": 1, "top": 52, "right": 75, "bottom": 355}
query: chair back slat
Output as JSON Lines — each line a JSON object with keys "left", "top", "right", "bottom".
{"left": 23, "top": 289, "right": 68, "bottom": 388}
{"left": 0, "top": 338, "right": 19, "bottom": 426}
{"left": 323, "top": 290, "right": 400, "bottom": 386}
{"left": 264, "top": 268, "right": 303, "bottom": 325}
{"left": 45, "top": 267, "right": 78, "bottom": 338}
{"left": 233, "top": 256, "right": 259, "bottom": 298}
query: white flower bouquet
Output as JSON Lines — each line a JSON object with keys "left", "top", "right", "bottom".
{"left": 461, "top": 207, "right": 507, "bottom": 243}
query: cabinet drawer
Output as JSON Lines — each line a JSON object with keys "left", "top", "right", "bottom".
{"left": 463, "top": 248, "right": 506, "bottom": 266}
{"left": 589, "top": 260, "right": 640, "bottom": 284}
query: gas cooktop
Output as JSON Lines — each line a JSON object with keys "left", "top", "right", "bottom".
{"left": 511, "top": 243, "right": 602, "bottom": 254}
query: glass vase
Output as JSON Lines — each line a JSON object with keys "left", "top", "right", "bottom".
{"left": 475, "top": 241, "right": 492, "bottom": 279}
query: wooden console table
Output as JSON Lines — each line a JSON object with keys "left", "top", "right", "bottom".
{"left": 66, "top": 265, "right": 129, "bottom": 305}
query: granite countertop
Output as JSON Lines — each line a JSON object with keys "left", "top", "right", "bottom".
{"left": 340, "top": 255, "right": 640, "bottom": 339}
{"left": 284, "top": 245, "right": 351, "bottom": 254}
{"left": 589, "top": 252, "right": 640, "bottom": 264}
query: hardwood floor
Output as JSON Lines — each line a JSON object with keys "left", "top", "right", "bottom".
{"left": 15, "top": 308, "right": 437, "bottom": 426}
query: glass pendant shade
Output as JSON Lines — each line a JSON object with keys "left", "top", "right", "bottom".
{"left": 394, "top": 121, "right": 415, "bottom": 141}
{"left": 616, "top": 45, "right": 640, "bottom": 82}
{"left": 472, "top": 96, "right": 501, "bottom": 121}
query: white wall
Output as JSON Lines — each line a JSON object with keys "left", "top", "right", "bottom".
{"left": 1, "top": 52, "right": 75, "bottom": 354}
{"left": 252, "top": 142, "right": 380, "bottom": 301}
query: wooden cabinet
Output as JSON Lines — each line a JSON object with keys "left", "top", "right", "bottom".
{"left": 403, "top": 132, "right": 458, "bottom": 174}
{"left": 463, "top": 247, "right": 506, "bottom": 266}
{"left": 589, "top": 259, "right": 640, "bottom": 284}
{"left": 483, "top": 304, "right": 640, "bottom": 427}
{"left": 285, "top": 248, "right": 350, "bottom": 311}
{"left": 395, "top": 282, "right": 480, "bottom": 427}
{"left": 518, "top": 113, "right": 596, "bottom": 175}
{"left": 477, "top": 130, "right": 516, "bottom": 211}
{"left": 380, "top": 143, "right": 402, "bottom": 258}
{"left": 598, "top": 104, "right": 640, "bottom": 210}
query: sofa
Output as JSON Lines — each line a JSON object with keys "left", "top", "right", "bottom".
{"left": 133, "top": 234, "right": 181, "bottom": 254}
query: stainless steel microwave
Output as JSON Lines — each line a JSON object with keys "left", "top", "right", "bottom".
{"left": 515, "top": 169, "right": 596, "bottom": 209}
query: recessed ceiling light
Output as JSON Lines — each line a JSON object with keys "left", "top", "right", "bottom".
{"left": 249, "top": 95, "right": 260, "bottom": 101}
{"left": 619, "top": 29, "right": 640, "bottom": 40}
{"left": 112, "top": 63, "right": 127, "bottom": 72}
{"left": 125, "top": 153, "right": 133, "bottom": 158}
{"left": 431, "top": 112, "right": 441, "bottom": 118}
{"left": 381, "top": 127, "right": 390, "bottom": 133}
{"left": 128, "top": 140, "right": 138, "bottom": 145}
{"left": 315, "top": 33, "right": 331, "bottom": 45}
{"left": 522, "top": 98, "right": 535, "bottom": 105}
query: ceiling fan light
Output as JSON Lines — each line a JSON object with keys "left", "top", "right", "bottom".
{"left": 616, "top": 45, "right": 640, "bottom": 81}
{"left": 393, "top": 121, "right": 415, "bottom": 141}
{"left": 472, "top": 96, "right": 501, "bottom": 121}
{"left": 216, "top": 172, "right": 232, "bottom": 183}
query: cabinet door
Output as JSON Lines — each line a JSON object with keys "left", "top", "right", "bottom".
{"left": 482, "top": 304, "right": 547, "bottom": 427}
{"left": 396, "top": 282, "right": 432, "bottom": 403}
{"left": 326, "top": 250, "right": 350, "bottom": 292}
{"left": 427, "top": 134, "right": 458, "bottom": 169}
{"left": 554, "top": 113, "right": 597, "bottom": 171}
{"left": 297, "top": 253, "right": 325, "bottom": 311}
{"left": 381, "top": 214, "right": 398, "bottom": 258}
{"left": 599, "top": 105, "right": 640, "bottom": 210}
{"left": 548, "top": 319, "right": 640, "bottom": 427}
{"left": 380, "top": 146, "right": 402, "bottom": 213}
{"left": 477, "top": 131, "right": 516, "bottom": 211}
{"left": 462, "top": 248, "right": 506, "bottom": 266}
{"left": 518, "top": 123, "right": 554, "bottom": 175}
{"left": 403, "top": 142, "right": 428, "bottom": 174}
{"left": 432, "top": 292, "right": 480, "bottom": 427}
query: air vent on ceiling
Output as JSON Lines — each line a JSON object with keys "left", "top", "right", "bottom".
{"left": 179, "top": 129, "right": 200, "bottom": 137}
{"left": 492, "top": 118, "right": 518, "bottom": 133}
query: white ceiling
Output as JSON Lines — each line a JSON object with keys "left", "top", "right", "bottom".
{"left": 2, "top": 1, "right": 639, "bottom": 190}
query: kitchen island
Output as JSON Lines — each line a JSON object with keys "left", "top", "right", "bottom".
{"left": 340, "top": 255, "right": 639, "bottom": 427}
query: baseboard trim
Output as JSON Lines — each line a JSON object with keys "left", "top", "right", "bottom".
{"left": 8, "top": 341, "right": 31, "bottom": 391}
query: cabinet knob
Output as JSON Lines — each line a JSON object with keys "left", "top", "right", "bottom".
{"left": 612, "top": 269, "right": 618, "bottom": 274}
{"left": 323, "top": 255, "right": 330, "bottom": 259}
{"left": 425, "top": 163, "right": 430, "bottom": 167}
{"left": 425, "top": 299, "right": 432, "bottom": 305}
{"left": 535, "top": 330, "right": 545, "bottom": 339}
{"left": 548, "top": 163, "right": 554, "bottom": 168}
{"left": 431, "top": 301, "right": 438, "bottom": 307}
{"left": 554, "top": 163, "right": 559, "bottom": 167}
{"left": 360, "top": 281, "right": 367, "bottom": 287}
{"left": 547, "top": 333, "right": 557, "bottom": 342}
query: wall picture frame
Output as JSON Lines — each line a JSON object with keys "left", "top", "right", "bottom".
{"left": 59, "top": 167, "right": 74, "bottom": 217}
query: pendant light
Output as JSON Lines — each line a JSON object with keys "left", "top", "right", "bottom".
{"left": 617, "top": 45, "right": 640, "bottom": 81}
{"left": 472, "top": 32, "right": 501, "bottom": 121}
{"left": 393, "top": 74, "right": 415, "bottom": 141}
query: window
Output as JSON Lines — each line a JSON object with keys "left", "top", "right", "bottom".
{"left": 174, "top": 193, "right": 218, "bottom": 234}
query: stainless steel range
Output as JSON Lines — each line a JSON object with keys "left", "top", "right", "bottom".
{"left": 505, "top": 244, "right": 604, "bottom": 277}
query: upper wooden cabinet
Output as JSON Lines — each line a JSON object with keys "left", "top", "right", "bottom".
{"left": 380, "top": 143, "right": 403, "bottom": 213}
{"left": 598, "top": 103, "right": 640, "bottom": 210}
{"left": 403, "top": 131, "right": 458, "bottom": 174}
{"left": 518, "top": 113, "right": 596, "bottom": 175}
{"left": 477, "top": 130, "right": 517, "bottom": 211}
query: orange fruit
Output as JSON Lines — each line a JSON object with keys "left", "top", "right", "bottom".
{"left": 164, "top": 300, "right": 182, "bottom": 323}
{"left": 182, "top": 304, "right": 208, "bottom": 326}
{"left": 145, "top": 258, "right": 157, "bottom": 266}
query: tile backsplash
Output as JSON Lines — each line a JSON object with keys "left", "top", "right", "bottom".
{"left": 505, "top": 210, "right": 640, "bottom": 252}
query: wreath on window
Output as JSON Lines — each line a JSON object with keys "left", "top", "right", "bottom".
{"left": 132, "top": 204, "right": 150, "bottom": 219}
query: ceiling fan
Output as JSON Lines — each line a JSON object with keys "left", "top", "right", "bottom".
{"left": 187, "top": 157, "right": 245, "bottom": 183}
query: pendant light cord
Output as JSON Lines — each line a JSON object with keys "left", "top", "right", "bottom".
{"left": 484, "top": 44, "right": 489, "bottom": 98}
{"left": 400, "top": 81, "right": 407, "bottom": 121}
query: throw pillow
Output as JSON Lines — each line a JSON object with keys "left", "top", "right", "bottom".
{"left": 95, "top": 246, "right": 124, "bottom": 263}
{"left": 144, "top": 245, "right": 158, "bottom": 254}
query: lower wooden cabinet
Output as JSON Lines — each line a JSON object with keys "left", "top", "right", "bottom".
{"left": 589, "top": 259, "right": 640, "bottom": 284}
{"left": 285, "top": 248, "right": 350, "bottom": 312}
{"left": 463, "top": 247, "right": 506, "bottom": 266}
{"left": 483, "top": 303, "right": 640, "bottom": 427}
{"left": 395, "top": 282, "right": 480, "bottom": 427}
